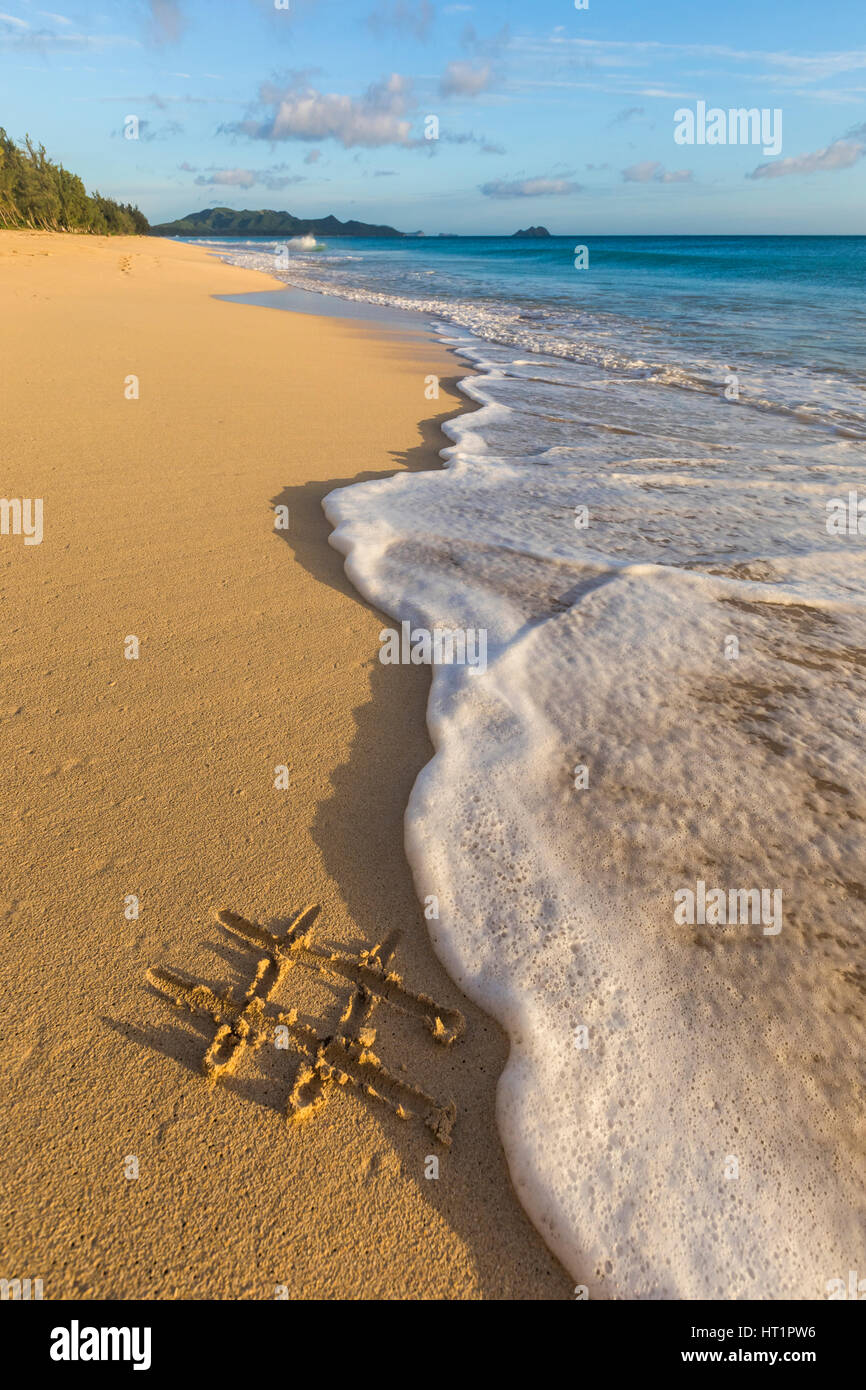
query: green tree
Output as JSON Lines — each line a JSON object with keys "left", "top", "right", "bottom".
{"left": 0, "top": 126, "right": 149, "bottom": 234}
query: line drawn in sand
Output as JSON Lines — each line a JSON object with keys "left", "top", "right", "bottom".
{"left": 148, "top": 906, "right": 465, "bottom": 1144}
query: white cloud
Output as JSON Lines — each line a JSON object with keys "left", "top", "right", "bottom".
{"left": 232, "top": 74, "right": 415, "bottom": 148}
{"left": 622, "top": 160, "right": 692, "bottom": 183}
{"left": 195, "top": 168, "right": 257, "bottom": 188}
{"left": 480, "top": 176, "right": 580, "bottom": 198}
{"left": 512, "top": 35, "right": 866, "bottom": 80}
{"left": 191, "top": 165, "right": 304, "bottom": 190}
{"left": 440, "top": 60, "right": 492, "bottom": 97}
{"left": 0, "top": 12, "right": 136, "bottom": 49}
{"left": 508, "top": 35, "right": 866, "bottom": 99}
{"left": 747, "top": 137, "right": 864, "bottom": 179}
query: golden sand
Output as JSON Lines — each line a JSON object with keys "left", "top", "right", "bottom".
{"left": 0, "top": 231, "right": 570, "bottom": 1299}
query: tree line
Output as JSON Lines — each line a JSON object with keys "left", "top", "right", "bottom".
{"left": 0, "top": 128, "right": 149, "bottom": 234}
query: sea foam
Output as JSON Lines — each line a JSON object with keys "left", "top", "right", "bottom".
{"left": 324, "top": 328, "right": 866, "bottom": 1299}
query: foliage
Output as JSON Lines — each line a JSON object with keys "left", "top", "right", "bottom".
{"left": 0, "top": 128, "right": 149, "bottom": 234}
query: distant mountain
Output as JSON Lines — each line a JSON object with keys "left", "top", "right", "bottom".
{"left": 149, "top": 207, "right": 405, "bottom": 238}
{"left": 512, "top": 225, "right": 551, "bottom": 238}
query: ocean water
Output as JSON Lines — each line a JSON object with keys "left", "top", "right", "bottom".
{"left": 200, "top": 234, "right": 866, "bottom": 1299}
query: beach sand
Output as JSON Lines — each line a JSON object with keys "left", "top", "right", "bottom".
{"left": 0, "top": 230, "right": 571, "bottom": 1299}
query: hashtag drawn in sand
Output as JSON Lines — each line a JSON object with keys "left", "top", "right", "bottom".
{"left": 148, "top": 906, "right": 465, "bottom": 1144}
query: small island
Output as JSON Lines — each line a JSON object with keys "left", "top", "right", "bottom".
{"left": 512, "top": 226, "right": 551, "bottom": 238}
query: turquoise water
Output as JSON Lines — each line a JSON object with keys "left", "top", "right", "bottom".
{"left": 195, "top": 233, "right": 866, "bottom": 435}
{"left": 194, "top": 233, "right": 866, "bottom": 384}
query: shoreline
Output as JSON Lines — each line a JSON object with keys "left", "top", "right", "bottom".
{"left": 0, "top": 230, "right": 572, "bottom": 1300}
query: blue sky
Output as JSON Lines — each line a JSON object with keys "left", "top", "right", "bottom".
{"left": 1, "top": 0, "right": 864, "bottom": 232}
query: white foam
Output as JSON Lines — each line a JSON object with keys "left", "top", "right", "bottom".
{"left": 323, "top": 325, "right": 866, "bottom": 1298}
{"left": 200, "top": 239, "right": 866, "bottom": 440}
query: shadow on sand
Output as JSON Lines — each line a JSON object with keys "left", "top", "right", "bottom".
{"left": 262, "top": 378, "right": 573, "bottom": 1298}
